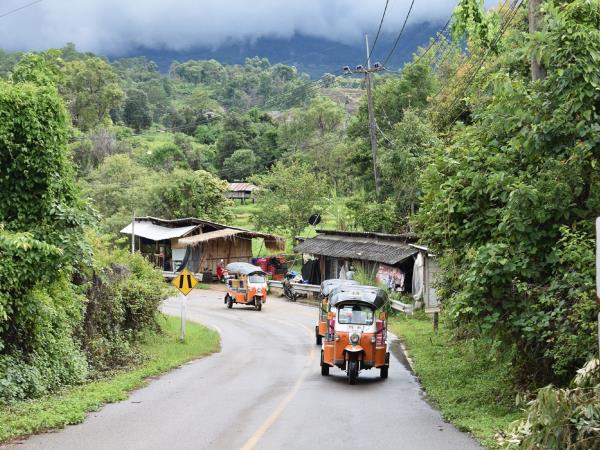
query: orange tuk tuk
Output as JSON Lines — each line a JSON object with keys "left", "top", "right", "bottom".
{"left": 224, "top": 262, "right": 268, "bottom": 311}
{"left": 315, "top": 279, "right": 359, "bottom": 345}
{"left": 320, "top": 286, "right": 390, "bottom": 384}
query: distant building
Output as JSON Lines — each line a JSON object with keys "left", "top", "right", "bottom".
{"left": 121, "top": 216, "right": 283, "bottom": 279}
{"left": 226, "top": 182, "right": 259, "bottom": 203}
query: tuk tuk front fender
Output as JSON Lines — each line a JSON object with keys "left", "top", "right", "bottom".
{"left": 343, "top": 345, "right": 364, "bottom": 359}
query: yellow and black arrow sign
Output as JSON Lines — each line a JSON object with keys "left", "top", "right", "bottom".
{"left": 171, "top": 268, "right": 199, "bottom": 296}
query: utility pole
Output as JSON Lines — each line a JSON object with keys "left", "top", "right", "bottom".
{"left": 529, "top": 0, "right": 546, "bottom": 81}
{"left": 343, "top": 35, "right": 384, "bottom": 197}
{"left": 131, "top": 211, "right": 135, "bottom": 254}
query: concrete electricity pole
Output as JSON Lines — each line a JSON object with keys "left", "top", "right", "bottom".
{"left": 529, "top": 0, "right": 546, "bottom": 81}
{"left": 343, "top": 35, "right": 384, "bottom": 196}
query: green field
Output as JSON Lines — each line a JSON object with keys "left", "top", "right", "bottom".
{"left": 0, "top": 316, "right": 220, "bottom": 443}
{"left": 389, "top": 314, "right": 521, "bottom": 449}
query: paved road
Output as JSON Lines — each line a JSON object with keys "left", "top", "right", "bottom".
{"left": 11, "top": 289, "right": 481, "bottom": 450}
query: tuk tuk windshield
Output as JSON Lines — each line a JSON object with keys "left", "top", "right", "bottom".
{"left": 249, "top": 274, "right": 266, "bottom": 284}
{"left": 338, "top": 304, "right": 374, "bottom": 325}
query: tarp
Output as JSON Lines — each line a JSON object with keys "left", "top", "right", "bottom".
{"left": 412, "top": 252, "right": 424, "bottom": 301}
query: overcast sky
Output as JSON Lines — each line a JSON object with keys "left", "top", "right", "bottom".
{"left": 0, "top": 0, "right": 490, "bottom": 55}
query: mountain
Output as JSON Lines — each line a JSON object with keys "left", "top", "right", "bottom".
{"left": 117, "top": 23, "right": 442, "bottom": 78}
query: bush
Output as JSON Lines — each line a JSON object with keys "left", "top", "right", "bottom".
{"left": 501, "top": 359, "right": 600, "bottom": 449}
{"left": 79, "top": 234, "right": 173, "bottom": 375}
{"left": 0, "top": 232, "right": 88, "bottom": 404}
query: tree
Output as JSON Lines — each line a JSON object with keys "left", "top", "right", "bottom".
{"left": 62, "top": 57, "right": 125, "bottom": 131}
{"left": 149, "top": 169, "right": 231, "bottom": 221}
{"left": 0, "top": 79, "right": 89, "bottom": 401}
{"left": 86, "top": 154, "right": 155, "bottom": 233}
{"left": 10, "top": 50, "right": 63, "bottom": 86}
{"left": 222, "top": 149, "right": 257, "bottom": 181}
{"left": 71, "top": 127, "right": 131, "bottom": 174}
{"left": 123, "top": 88, "right": 152, "bottom": 131}
{"left": 251, "top": 160, "right": 328, "bottom": 238}
{"left": 379, "top": 109, "right": 440, "bottom": 219}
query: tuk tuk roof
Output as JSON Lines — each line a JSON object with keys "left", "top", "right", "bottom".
{"left": 329, "top": 285, "right": 388, "bottom": 309}
{"left": 320, "top": 279, "right": 360, "bottom": 297}
{"left": 226, "top": 262, "right": 266, "bottom": 276}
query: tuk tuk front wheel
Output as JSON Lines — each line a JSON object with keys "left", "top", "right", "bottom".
{"left": 255, "top": 298, "right": 262, "bottom": 311}
{"left": 315, "top": 327, "right": 322, "bottom": 345}
{"left": 227, "top": 296, "right": 233, "bottom": 309}
{"left": 348, "top": 359, "right": 359, "bottom": 385}
{"left": 320, "top": 351, "right": 329, "bottom": 376}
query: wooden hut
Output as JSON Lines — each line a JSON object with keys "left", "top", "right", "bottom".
{"left": 121, "top": 217, "right": 284, "bottom": 279}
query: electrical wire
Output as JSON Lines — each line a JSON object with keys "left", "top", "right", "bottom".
{"left": 382, "top": 0, "right": 415, "bottom": 68}
{"left": 0, "top": 0, "right": 43, "bottom": 19}
{"left": 366, "top": 0, "right": 390, "bottom": 66}
{"left": 444, "top": 0, "right": 524, "bottom": 129}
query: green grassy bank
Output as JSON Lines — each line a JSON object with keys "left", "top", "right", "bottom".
{"left": 0, "top": 316, "right": 220, "bottom": 443}
{"left": 389, "top": 314, "right": 521, "bottom": 449}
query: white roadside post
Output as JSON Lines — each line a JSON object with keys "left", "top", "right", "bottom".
{"left": 180, "top": 293, "right": 187, "bottom": 341}
{"left": 596, "top": 217, "right": 600, "bottom": 356}
{"left": 171, "top": 268, "right": 199, "bottom": 343}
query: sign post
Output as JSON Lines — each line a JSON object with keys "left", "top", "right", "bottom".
{"left": 171, "top": 268, "right": 199, "bottom": 341}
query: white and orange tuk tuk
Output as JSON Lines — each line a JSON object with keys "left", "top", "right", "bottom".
{"left": 315, "top": 279, "right": 360, "bottom": 345}
{"left": 320, "top": 286, "right": 390, "bottom": 384}
{"left": 224, "top": 262, "right": 268, "bottom": 311}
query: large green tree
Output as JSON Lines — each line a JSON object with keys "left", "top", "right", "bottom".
{"left": 62, "top": 57, "right": 124, "bottom": 131}
{"left": 251, "top": 160, "right": 328, "bottom": 238}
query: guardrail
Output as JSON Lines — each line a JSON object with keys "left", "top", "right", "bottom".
{"left": 390, "top": 300, "right": 414, "bottom": 314}
{"left": 268, "top": 280, "right": 321, "bottom": 293}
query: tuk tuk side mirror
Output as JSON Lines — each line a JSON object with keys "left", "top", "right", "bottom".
{"left": 379, "top": 312, "right": 387, "bottom": 320}
{"left": 327, "top": 312, "right": 334, "bottom": 320}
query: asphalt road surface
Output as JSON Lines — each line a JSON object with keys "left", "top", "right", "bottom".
{"left": 10, "top": 289, "right": 481, "bottom": 450}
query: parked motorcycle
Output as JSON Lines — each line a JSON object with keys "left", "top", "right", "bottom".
{"left": 283, "top": 271, "right": 301, "bottom": 301}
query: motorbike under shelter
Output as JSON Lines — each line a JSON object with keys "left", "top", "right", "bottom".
{"left": 294, "top": 229, "right": 419, "bottom": 293}
{"left": 121, "top": 217, "right": 284, "bottom": 280}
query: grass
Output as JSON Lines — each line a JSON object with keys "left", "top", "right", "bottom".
{"left": 0, "top": 316, "right": 220, "bottom": 444}
{"left": 389, "top": 314, "right": 521, "bottom": 449}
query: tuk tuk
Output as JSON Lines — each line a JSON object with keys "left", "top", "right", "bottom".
{"left": 224, "top": 262, "right": 268, "bottom": 311}
{"left": 320, "top": 286, "right": 390, "bottom": 384}
{"left": 315, "top": 279, "right": 360, "bottom": 345}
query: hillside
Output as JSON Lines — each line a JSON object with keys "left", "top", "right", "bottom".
{"left": 117, "top": 25, "right": 441, "bottom": 78}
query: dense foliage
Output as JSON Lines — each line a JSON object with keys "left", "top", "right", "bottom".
{"left": 0, "top": 66, "right": 172, "bottom": 403}
{"left": 416, "top": 0, "right": 600, "bottom": 384}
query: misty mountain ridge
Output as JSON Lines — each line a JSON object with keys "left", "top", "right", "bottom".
{"left": 118, "top": 24, "right": 441, "bottom": 78}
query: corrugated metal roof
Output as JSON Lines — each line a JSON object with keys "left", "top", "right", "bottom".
{"left": 294, "top": 234, "right": 417, "bottom": 265}
{"left": 228, "top": 182, "right": 258, "bottom": 192}
{"left": 120, "top": 222, "right": 199, "bottom": 241}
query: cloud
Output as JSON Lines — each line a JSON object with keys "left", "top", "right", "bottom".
{"left": 0, "top": 0, "right": 467, "bottom": 55}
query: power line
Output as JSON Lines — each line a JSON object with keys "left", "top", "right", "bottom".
{"left": 0, "top": 0, "right": 43, "bottom": 19}
{"left": 367, "top": 0, "right": 390, "bottom": 65}
{"left": 444, "top": 0, "right": 524, "bottom": 129}
{"left": 382, "top": 0, "right": 415, "bottom": 68}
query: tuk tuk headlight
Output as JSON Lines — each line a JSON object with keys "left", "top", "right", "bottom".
{"left": 370, "top": 336, "right": 376, "bottom": 344}
{"left": 350, "top": 333, "right": 360, "bottom": 344}
{"left": 335, "top": 334, "right": 340, "bottom": 341}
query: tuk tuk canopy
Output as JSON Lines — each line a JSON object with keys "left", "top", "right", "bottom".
{"left": 226, "top": 262, "right": 266, "bottom": 276}
{"left": 329, "top": 286, "right": 388, "bottom": 310}
{"left": 320, "top": 279, "right": 360, "bottom": 297}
